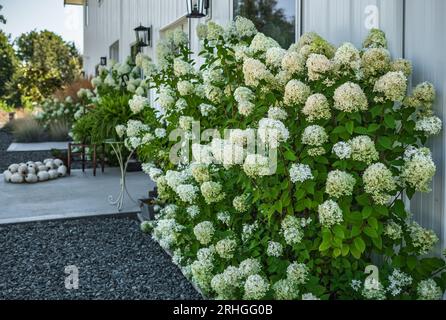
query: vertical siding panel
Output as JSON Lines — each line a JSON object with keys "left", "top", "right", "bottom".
{"left": 302, "top": 0, "right": 403, "bottom": 58}
{"left": 405, "top": 0, "right": 446, "bottom": 255}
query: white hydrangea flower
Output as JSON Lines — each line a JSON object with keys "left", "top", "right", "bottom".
{"left": 243, "top": 58, "right": 272, "bottom": 87}
{"left": 192, "top": 144, "right": 215, "bottom": 166}
{"left": 190, "top": 259, "right": 214, "bottom": 292}
{"left": 179, "top": 116, "right": 194, "bottom": 130}
{"left": 233, "top": 194, "right": 250, "bottom": 213}
{"left": 373, "top": 71, "right": 407, "bottom": 102}
{"left": 325, "top": 170, "right": 356, "bottom": 198}
{"left": 243, "top": 154, "right": 271, "bottom": 177}
{"left": 405, "top": 81, "right": 436, "bottom": 109}
{"left": 115, "top": 125, "right": 126, "bottom": 138}
{"left": 266, "top": 47, "right": 287, "bottom": 68}
{"left": 362, "top": 277, "right": 386, "bottom": 300}
{"left": 173, "top": 58, "right": 194, "bottom": 77}
{"left": 215, "top": 238, "right": 237, "bottom": 259}
{"left": 249, "top": 32, "right": 280, "bottom": 56}
{"left": 332, "top": 141, "right": 352, "bottom": 159}
{"left": 302, "top": 93, "right": 331, "bottom": 122}
{"left": 333, "top": 82, "right": 368, "bottom": 113}
{"left": 318, "top": 200, "right": 343, "bottom": 228}
{"left": 301, "top": 125, "right": 328, "bottom": 147}
{"left": 289, "top": 163, "right": 313, "bottom": 184}
{"left": 239, "top": 258, "right": 262, "bottom": 278}
{"left": 267, "top": 241, "right": 283, "bottom": 257}
{"left": 243, "top": 275, "right": 270, "bottom": 300}
{"left": 193, "top": 221, "right": 215, "bottom": 245}
{"left": 350, "top": 135, "right": 379, "bottom": 164}
{"left": 284, "top": 79, "right": 311, "bottom": 106}
{"left": 268, "top": 107, "right": 288, "bottom": 121}
{"left": 217, "top": 211, "right": 231, "bottom": 226}
{"left": 282, "top": 51, "right": 305, "bottom": 75}
{"left": 158, "top": 86, "right": 175, "bottom": 110}
{"left": 177, "top": 80, "right": 194, "bottom": 96}
{"left": 126, "top": 119, "right": 149, "bottom": 137}
{"left": 206, "top": 21, "right": 224, "bottom": 41}
{"left": 306, "top": 53, "right": 332, "bottom": 81}
{"left": 333, "top": 42, "right": 361, "bottom": 74}
{"left": 281, "top": 216, "right": 304, "bottom": 246}
{"left": 229, "top": 129, "right": 253, "bottom": 146}
{"left": 211, "top": 139, "right": 245, "bottom": 167}
{"left": 240, "top": 222, "right": 258, "bottom": 244}
{"left": 387, "top": 269, "right": 412, "bottom": 296}
{"left": 199, "top": 103, "right": 217, "bottom": 117}
{"left": 175, "top": 184, "right": 199, "bottom": 204}
{"left": 361, "top": 48, "right": 391, "bottom": 78}
{"left": 415, "top": 116, "right": 442, "bottom": 136}
{"left": 234, "top": 16, "right": 257, "bottom": 38}
{"left": 287, "top": 262, "right": 309, "bottom": 285}
{"left": 154, "top": 128, "right": 166, "bottom": 138}
{"left": 187, "top": 205, "right": 200, "bottom": 219}
{"left": 128, "top": 95, "right": 149, "bottom": 114}
{"left": 408, "top": 221, "right": 438, "bottom": 255}
{"left": 211, "top": 266, "right": 243, "bottom": 299}
{"left": 383, "top": 220, "right": 403, "bottom": 240}
{"left": 363, "top": 163, "right": 396, "bottom": 205}
{"left": 302, "top": 293, "right": 320, "bottom": 300}
{"left": 197, "top": 246, "right": 215, "bottom": 262}
{"left": 273, "top": 279, "right": 299, "bottom": 300}
{"left": 401, "top": 146, "right": 436, "bottom": 192}
{"left": 417, "top": 279, "right": 443, "bottom": 300}
{"left": 200, "top": 181, "right": 225, "bottom": 204}
{"left": 258, "top": 118, "right": 290, "bottom": 148}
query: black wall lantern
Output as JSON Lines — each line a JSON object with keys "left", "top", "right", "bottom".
{"left": 186, "top": 0, "right": 210, "bottom": 18}
{"left": 134, "top": 24, "right": 152, "bottom": 48}
{"left": 100, "top": 56, "right": 107, "bottom": 66}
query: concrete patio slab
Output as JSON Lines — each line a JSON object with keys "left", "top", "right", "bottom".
{"left": 0, "top": 168, "right": 154, "bottom": 224}
{"left": 7, "top": 141, "right": 70, "bottom": 152}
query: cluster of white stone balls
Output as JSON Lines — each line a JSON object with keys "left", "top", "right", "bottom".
{"left": 3, "top": 159, "right": 68, "bottom": 184}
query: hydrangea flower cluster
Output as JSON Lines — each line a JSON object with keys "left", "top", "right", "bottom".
{"left": 119, "top": 19, "right": 446, "bottom": 300}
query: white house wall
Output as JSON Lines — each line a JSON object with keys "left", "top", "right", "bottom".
{"left": 83, "top": 0, "right": 445, "bottom": 253}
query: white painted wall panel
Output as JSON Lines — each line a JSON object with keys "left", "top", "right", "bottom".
{"left": 302, "top": 0, "right": 404, "bottom": 57}
{"left": 405, "top": 0, "right": 446, "bottom": 255}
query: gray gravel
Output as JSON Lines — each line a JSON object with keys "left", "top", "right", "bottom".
{"left": 0, "top": 216, "right": 202, "bottom": 300}
{"left": 0, "top": 129, "right": 52, "bottom": 172}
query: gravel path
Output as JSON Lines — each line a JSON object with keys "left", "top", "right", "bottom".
{"left": 0, "top": 217, "right": 201, "bottom": 300}
{"left": 0, "top": 130, "right": 52, "bottom": 172}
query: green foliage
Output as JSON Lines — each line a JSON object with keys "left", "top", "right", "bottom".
{"left": 0, "top": 30, "right": 17, "bottom": 99}
{"left": 7, "top": 30, "right": 82, "bottom": 106}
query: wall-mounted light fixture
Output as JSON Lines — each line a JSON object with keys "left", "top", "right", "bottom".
{"left": 186, "top": 0, "right": 210, "bottom": 18}
{"left": 134, "top": 24, "right": 152, "bottom": 48}
{"left": 100, "top": 56, "right": 107, "bottom": 66}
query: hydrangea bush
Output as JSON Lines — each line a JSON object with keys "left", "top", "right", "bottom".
{"left": 119, "top": 20, "right": 445, "bottom": 299}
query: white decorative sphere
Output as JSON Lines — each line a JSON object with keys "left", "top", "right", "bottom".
{"left": 18, "top": 165, "right": 28, "bottom": 175}
{"left": 10, "top": 173, "right": 24, "bottom": 183}
{"left": 57, "top": 165, "right": 67, "bottom": 177}
{"left": 37, "top": 171, "right": 50, "bottom": 182}
{"left": 3, "top": 170, "right": 12, "bottom": 182}
{"left": 8, "top": 164, "right": 19, "bottom": 173}
{"left": 54, "top": 159, "right": 64, "bottom": 167}
{"left": 37, "top": 165, "right": 47, "bottom": 173}
{"left": 48, "top": 170, "right": 58, "bottom": 180}
{"left": 25, "top": 173, "right": 38, "bottom": 183}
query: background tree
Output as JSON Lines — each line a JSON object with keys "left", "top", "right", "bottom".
{"left": 8, "top": 30, "right": 82, "bottom": 106}
{"left": 0, "top": 5, "right": 6, "bottom": 24}
{"left": 0, "top": 31, "right": 17, "bottom": 100}
{"left": 234, "top": 0, "right": 295, "bottom": 48}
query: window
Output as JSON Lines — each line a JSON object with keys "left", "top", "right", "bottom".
{"left": 109, "top": 40, "right": 119, "bottom": 62}
{"left": 233, "top": 0, "right": 296, "bottom": 48}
